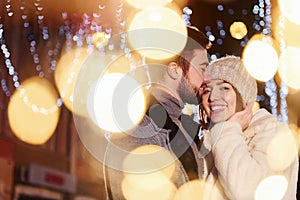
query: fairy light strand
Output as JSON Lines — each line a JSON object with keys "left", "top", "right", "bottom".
{"left": 277, "top": 14, "right": 289, "bottom": 124}
{"left": 259, "top": 0, "right": 278, "bottom": 118}
{"left": 1, "top": 10, "right": 62, "bottom": 114}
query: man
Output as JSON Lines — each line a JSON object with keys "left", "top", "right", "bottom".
{"left": 105, "top": 26, "right": 211, "bottom": 199}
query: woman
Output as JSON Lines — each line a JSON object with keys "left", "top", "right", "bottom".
{"left": 199, "top": 56, "right": 298, "bottom": 199}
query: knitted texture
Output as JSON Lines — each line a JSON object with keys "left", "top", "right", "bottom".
{"left": 208, "top": 56, "right": 257, "bottom": 106}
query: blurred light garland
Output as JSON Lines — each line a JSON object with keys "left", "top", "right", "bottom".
{"left": 20, "top": 0, "right": 63, "bottom": 77}
{"left": 183, "top": 6, "right": 192, "bottom": 26}
{"left": 0, "top": 17, "right": 63, "bottom": 113}
{"left": 258, "top": 0, "right": 278, "bottom": 118}
{"left": 277, "top": 14, "right": 289, "bottom": 124}
{"left": 263, "top": 0, "right": 288, "bottom": 124}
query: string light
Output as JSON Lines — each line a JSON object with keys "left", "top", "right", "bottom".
{"left": 277, "top": 14, "right": 289, "bottom": 124}
{"left": 0, "top": 20, "right": 20, "bottom": 89}
{"left": 1, "top": 26, "right": 63, "bottom": 113}
{"left": 183, "top": 6, "right": 192, "bottom": 26}
{"left": 1, "top": 7, "right": 63, "bottom": 113}
{"left": 264, "top": 0, "right": 288, "bottom": 124}
{"left": 253, "top": 0, "right": 278, "bottom": 119}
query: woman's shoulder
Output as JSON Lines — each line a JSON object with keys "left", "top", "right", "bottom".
{"left": 252, "top": 108, "right": 277, "bottom": 124}
{"left": 245, "top": 108, "right": 279, "bottom": 136}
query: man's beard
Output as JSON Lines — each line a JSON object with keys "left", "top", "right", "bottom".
{"left": 177, "top": 76, "right": 199, "bottom": 105}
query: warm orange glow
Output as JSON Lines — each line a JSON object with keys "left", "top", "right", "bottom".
{"left": 125, "top": 0, "right": 172, "bottom": 9}
{"left": 252, "top": 101, "right": 260, "bottom": 113}
{"left": 92, "top": 32, "right": 109, "bottom": 48}
{"left": 8, "top": 76, "right": 61, "bottom": 145}
{"left": 288, "top": 123, "right": 300, "bottom": 155}
{"left": 266, "top": 124, "right": 297, "bottom": 171}
{"left": 105, "top": 51, "right": 142, "bottom": 74}
{"left": 255, "top": 175, "right": 288, "bottom": 200}
{"left": 278, "top": 46, "right": 300, "bottom": 90}
{"left": 274, "top": 17, "right": 300, "bottom": 48}
{"left": 173, "top": 180, "right": 222, "bottom": 200}
{"left": 73, "top": 50, "right": 125, "bottom": 119}
{"left": 122, "top": 144, "right": 176, "bottom": 177}
{"left": 230, "top": 21, "right": 248, "bottom": 40}
{"left": 242, "top": 34, "right": 279, "bottom": 82}
{"left": 122, "top": 171, "right": 177, "bottom": 200}
{"left": 88, "top": 73, "right": 146, "bottom": 132}
{"left": 278, "top": 0, "right": 300, "bottom": 25}
{"left": 127, "top": 6, "right": 187, "bottom": 60}
{"left": 54, "top": 47, "right": 91, "bottom": 115}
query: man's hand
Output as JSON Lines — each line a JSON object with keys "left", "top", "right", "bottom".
{"left": 228, "top": 104, "right": 253, "bottom": 131}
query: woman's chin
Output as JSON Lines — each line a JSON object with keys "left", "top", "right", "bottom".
{"left": 210, "top": 113, "right": 227, "bottom": 124}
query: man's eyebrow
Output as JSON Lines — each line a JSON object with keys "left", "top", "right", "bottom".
{"left": 199, "top": 62, "right": 209, "bottom": 67}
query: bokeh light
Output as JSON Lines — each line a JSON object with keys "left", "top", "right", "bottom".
{"left": 92, "top": 32, "right": 110, "bottom": 48}
{"left": 278, "top": 46, "right": 300, "bottom": 90}
{"left": 255, "top": 175, "right": 288, "bottom": 200}
{"left": 278, "top": 0, "right": 300, "bottom": 25}
{"left": 73, "top": 49, "right": 131, "bottom": 119}
{"left": 122, "top": 171, "right": 177, "bottom": 200}
{"left": 122, "top": 144, "right": 176, "bottom": 176}
{"left": 89, "top": 73, "right": 146, "bottom": 132}
{"left": 125, "top": 0, "right": 172, "bottom": 9}
{"left": 273, "top": 16, "right": 300, "bottom": 48}
{"left": 252, "top": 101, "right": 260, "bottom": 113}
{"left": 105, "top": 51, "right": 142, "bottom": 75}
{"left": 229, "top": 21, "right": 248, "bottom": 40}
{"left": 173, "top": 179, "right": 221, "bottom": 200}
{"left": 242, "top": 34, "right": 279, "bottom": 82}
{"left": 266, "top": 124, "right": 297, "bottom": 171}
{"left": 8, "top": 76, "right": 61, "bottom": 145}
{"left": 54, "top": 47, "right": 91, "bottom": 115}
{"left": 288, "top": 123, "right": 300, "bottom": 154}
{"left": 126, "top": 6, "right": 187, "bottom": 60}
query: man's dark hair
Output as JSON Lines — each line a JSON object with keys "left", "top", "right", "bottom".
{"left": 177, "top": 26, "right": 211, "bottom": 76}
{"left": 185, "top": 26, "right": 211, "bottom": 51}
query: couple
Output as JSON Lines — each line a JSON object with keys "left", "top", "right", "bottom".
{"left": 106, "top": 26, "right": 298, "bottom": 199}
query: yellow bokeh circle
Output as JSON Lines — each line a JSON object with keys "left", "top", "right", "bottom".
{"left": 8, "top": 76, "right": 61, "bottom": 145}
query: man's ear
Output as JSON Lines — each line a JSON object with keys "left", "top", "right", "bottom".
{"left": 167, "top": 62, "right": 181, "bottom": 80}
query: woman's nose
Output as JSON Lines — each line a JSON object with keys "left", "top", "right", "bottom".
{"left": 209, "top": 88, "right": 223, "bottom": 101}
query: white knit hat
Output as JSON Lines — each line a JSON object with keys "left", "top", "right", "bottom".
{"left": 207, "top": 56, "right": 257, "bottom": 106}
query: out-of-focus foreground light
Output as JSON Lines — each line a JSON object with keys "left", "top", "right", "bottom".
{"left": 54, "top": 47, "right": 91, "bottom": 116}
{"left": 92, "top": 32, "right": 109, "bottom": 48}
{"left": 125, "top": 0, "right": 172, "bottom": 9}
{"left": 122, "top": 171, "right": 177, "bottom": 200}
{"left": 122, "top": 144, "right": 176, "bottom": 177}
{"left": 273, "top": 16, "right": 300, "bottom": 48}
{"left": 127, "top": 6, "right": 187, "bottom": 60}
{"left": 88, "top": 73, "right": 146, "bottom": 132}
{"left": 266, "top": 124, "right": 297, "bottom": 171}
{"left": 173, "top": 179, "right": 222, "bottom": 200}
{"left": 278, "top": 46, "right": 300, "bottom": 90}
{"left": 278, "top": 0, "right": 300, "bottom": 25}
{"left": 121, "top": 144, "right": 177, "bottom": 200}
{"left": 230, "top": 21, "right": 248, "bottom": 40}
{"left": 8, "top": 76, "right": 60, "bottom": 145}
{"left": 242, "top": 34, "right": 279, "bottom": 82}
{"left": 288, "top": 123, "right": 300, "bottom": 155}
{"left": 252, "top": 101, "right": 260, "bottom": 113}
{"left": 255, "top": 175, "right": 288, "bottom": 200}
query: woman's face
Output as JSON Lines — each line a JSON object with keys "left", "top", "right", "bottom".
{"left": 201, "top": 79, "right": 240, "bottom": 123}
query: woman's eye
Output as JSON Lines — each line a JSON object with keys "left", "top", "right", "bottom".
{"left": 220, "top": 86, "right": 230, "bottom": 91}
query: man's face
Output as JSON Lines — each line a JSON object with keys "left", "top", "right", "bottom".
{"left": 178, "top": 48, "right": 209, "bottom": 104}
